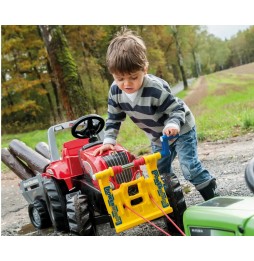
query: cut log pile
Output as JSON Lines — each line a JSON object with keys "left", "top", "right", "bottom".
{"left": 1, "top": 139, "right": 51, "bottom": 180}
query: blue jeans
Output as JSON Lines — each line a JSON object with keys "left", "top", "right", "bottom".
{"left": 151, "top": 127, "right": 214, "bottom": 186}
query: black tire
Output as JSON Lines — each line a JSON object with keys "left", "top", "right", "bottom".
{"left": 28, "top": 200, "right": 52, "bottom": 229}
{"left": 245, "top": 157, "right": 254, "bottom": 193}
{"left": 161, "top": 173, "right": 187, "bottom": 235}
{"left": 66, "top": 193, "right": 96, "bottom": 236}
{"left": 44, "top": 178, "right": 69, "bottom": 232}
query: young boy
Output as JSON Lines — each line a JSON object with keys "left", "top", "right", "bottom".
{"left": 94, "top": 28, "right": 219, "bottom": 201}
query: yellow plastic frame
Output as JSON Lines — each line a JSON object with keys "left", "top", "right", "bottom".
{"left": 94, "top": 152, "right": 173, "bottom": 233}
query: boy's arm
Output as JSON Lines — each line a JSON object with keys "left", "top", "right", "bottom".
{"left": 163, "top": 126, "right": 179, "bottom": 136}
{"left": 158, "top": 89, "right": 186, "bottom": 132}
{"left": 104, "top": 85, "right": 126, "bottom": 145}
{"left": 94, "top": 87, "right": 126, "bottom": 156}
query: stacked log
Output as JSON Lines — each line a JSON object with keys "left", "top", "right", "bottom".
{"left": 35, "top": 142, "right": 50, "bottom": 160}
{"left": 1, "top": 139, "right": 51, "bottom": 181}
{"left": 1, "top": 148, "right": 35, "bottom": 180}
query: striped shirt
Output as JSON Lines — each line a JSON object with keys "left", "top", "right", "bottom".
{"left": 104, "top": 74, "right": 195, "bottom": 146}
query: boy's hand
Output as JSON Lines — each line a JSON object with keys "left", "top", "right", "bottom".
{"left": 93, "top": 143, "right": 115, "bottom": 156}
{"left": 163, "top": 127, "right": 179, "bottom": 136}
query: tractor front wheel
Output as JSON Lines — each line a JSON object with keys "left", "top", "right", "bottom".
{"left": 44, "top": 178, "right": 69, "bottom": 232}
{"left": 66, "top": 193, "right": 96, "bottom": 236}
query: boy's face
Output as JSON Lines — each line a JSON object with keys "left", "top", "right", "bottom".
{"left": 112, "top": 68, "right": 147, "bottom": 94}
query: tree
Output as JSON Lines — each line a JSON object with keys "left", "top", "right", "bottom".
{"left": 63, "top": 25, "right": 111, "bottom": 114}
{"left": 1, "top": 25, "right": 54, "bottom": 132}
{"left": 185, "top": 26, "right": 204, "bottom": 77}
{"left": 136, "top": 25, "right": 175, "bottom": 85}
{"left": 39, "top": 25, "right": 90, "bottom": 120}
{"left": 245, "top": 26, "right": 254, "bottom": 62}
{"left": 170, "top": 26, "right": 188, "bottom": 89}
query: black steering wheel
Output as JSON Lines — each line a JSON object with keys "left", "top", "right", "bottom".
{"left": 245, "top": 157, "right": 254, "bottom": 193}
{"left": 71, "top": 114, "right": 105, "bottom": 139}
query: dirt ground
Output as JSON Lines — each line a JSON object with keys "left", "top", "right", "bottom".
{"left": 1, "top": 63, "right": 254, "bottom": 236}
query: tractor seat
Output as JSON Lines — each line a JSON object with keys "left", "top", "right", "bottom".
{"left": 63, "top": 139, "right": 89, "bottom": 156}
{"left": 62, "top": 138, "right": 89, "bottom": 176}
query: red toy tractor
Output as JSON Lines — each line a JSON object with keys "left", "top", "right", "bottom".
{"left": 18, "top": 114, "right": 186, "bottom": 235}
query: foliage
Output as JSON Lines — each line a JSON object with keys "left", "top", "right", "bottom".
{"left": 2, "top": 25, "right": 254, "bottom": 134}
{"left": 1, "top": 25, "right": 52, "bottom": 133}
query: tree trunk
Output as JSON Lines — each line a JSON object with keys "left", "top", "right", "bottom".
{"left": 46, "top": 60, "right": 64, "bottom": 121}
{"left": 2, "top": 72, "right": 14, "bottom": 106}
{"left": 83, "top": 54, "right": 98, "bottom": 113}
{"left": 171, "top": 64, "right": 179, "bottom": 82}
{"left": 32, "top": 66, "right": 57, "bottom": 123}
{"left": 192, "top": 50, "right": 201, "bottom": 77}
{"left": 39, "top": 25, "right": 90, "bottom": 120}
{"left": 171, "top": 26, "right": 188, "bottom": 90}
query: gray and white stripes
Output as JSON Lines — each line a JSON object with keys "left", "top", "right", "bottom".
{"left": 104, "top": 74, "right": 195, "bottom": 146}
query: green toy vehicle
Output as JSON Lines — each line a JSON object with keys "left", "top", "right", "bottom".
{"left": 183, "top": 158, "right": 254, "bottom": 236}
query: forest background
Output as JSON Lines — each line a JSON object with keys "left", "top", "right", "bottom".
{"left": 2, "top": 25, "right": 254, "bottom": 134}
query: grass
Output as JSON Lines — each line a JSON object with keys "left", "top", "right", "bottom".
{"left": 1, "top": 128, "right": 74, "bottom": 172}
{"left": 2, "top": 63, "right": 254, "bottom": 172}
{"left": 2, "top": 130, "right": 48, "bottom": 149}
{"left": 1, "top": 129, "right": 73, "bottom": 151}
{"left": 190, "top": 71, "right": 254, "bottom": 141}
{"left": 116, "top": 117, "right": 151, "bottom": 155}
{"left": 176, "top": 89, "right": 188, "bottom": 99}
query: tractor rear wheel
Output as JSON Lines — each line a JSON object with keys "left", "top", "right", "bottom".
{"left": 44, "top": 178, "right": 69, "bottom": 232}
{"left": 161, "top": 173, "right": 187, "bottom": 235}
{"left": 66, "top": 193, "right": 96, "bottom": 236}
{"left": 28, "top": 199, "right": 52, "bottom": 229}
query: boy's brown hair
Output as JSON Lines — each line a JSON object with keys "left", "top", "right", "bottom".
{"left": 106, "top": 28, "right": 148, "bottom": 74}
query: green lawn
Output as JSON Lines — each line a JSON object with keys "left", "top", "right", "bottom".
{"left": 192, "top": 72, "right": 254, "bottom": 141}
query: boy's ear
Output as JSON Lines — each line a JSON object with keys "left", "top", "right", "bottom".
{"left": 144, "top": 64, "right": 149, "bottom": 74}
